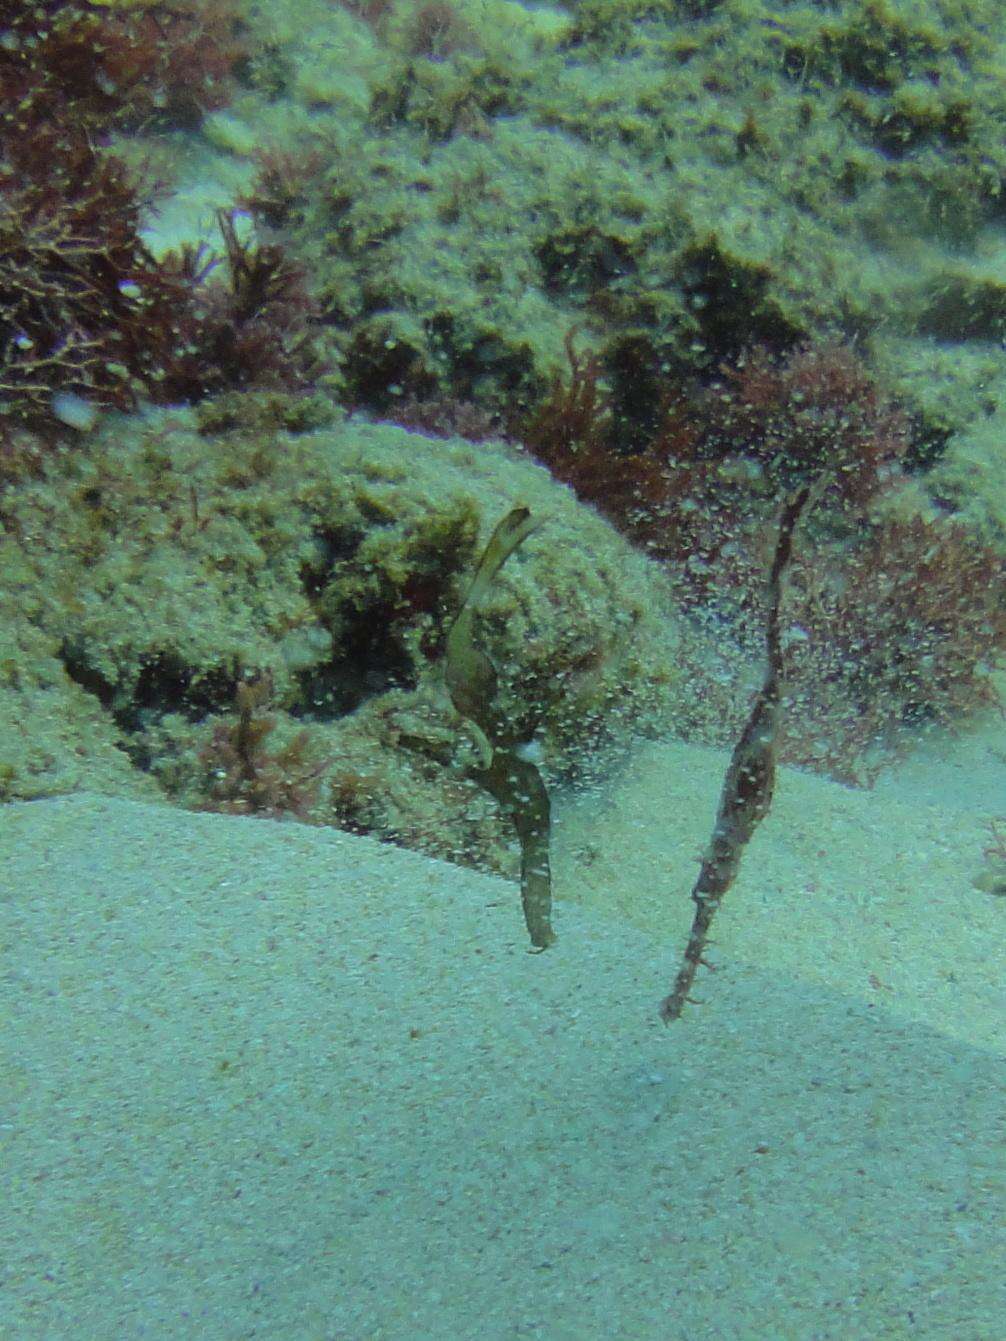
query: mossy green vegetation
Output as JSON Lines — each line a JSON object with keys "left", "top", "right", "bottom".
{"left": 107, "top": 0, "right": 1006, "bottom": 546}
{"left": 0, "top": 395, "right": 684, "bottom": 877}
{"left": 220, "top": 0, "right": 1006, "bottom": 452}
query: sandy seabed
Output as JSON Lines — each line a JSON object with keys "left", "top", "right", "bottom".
{"left": 3, "top": 733, "right": 1004, "bottom": 1340}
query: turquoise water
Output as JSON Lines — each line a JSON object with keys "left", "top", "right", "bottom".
{"left": 2, "top": 2, "right": 1004, "bottom": 1336}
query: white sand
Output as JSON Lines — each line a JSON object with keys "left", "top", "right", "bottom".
{"left": 3, "top": 736, "right": 1004, "bottom": 1340}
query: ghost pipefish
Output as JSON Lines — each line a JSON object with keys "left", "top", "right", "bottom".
{"left": 659, "top": 481, "right": 817, "bottom": 1023}
{"left": 445, "top": 508, "right": 556, "bottom": 951}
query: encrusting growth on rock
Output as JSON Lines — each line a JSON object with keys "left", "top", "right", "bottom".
{"left": 659, "top": 483, "right": 816, "bottom": 1024}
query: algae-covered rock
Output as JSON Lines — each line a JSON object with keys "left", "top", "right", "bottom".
{"left": 232, "top": 0, "right": 1006, "bottom": 445}
{"left": 924, "top": 406, "right": 1006, "bottom": 547}
{"left": 130, "top": 0, "right": 1006, "bottom": 537}
{"left": 0, "top": 397, "right": 684, "bottom": 873}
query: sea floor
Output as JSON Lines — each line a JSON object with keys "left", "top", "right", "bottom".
{"left": 3, "top": 729, "right": 1004, "bottom": 1340}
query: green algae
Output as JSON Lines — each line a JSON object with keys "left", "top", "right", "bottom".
{"left": 0, "top": 397, "right": 684, "bottom": 876}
